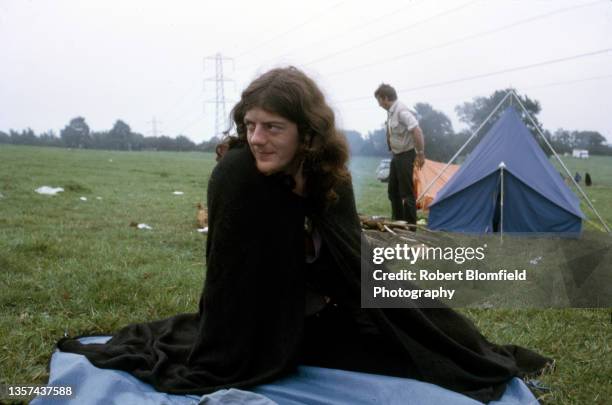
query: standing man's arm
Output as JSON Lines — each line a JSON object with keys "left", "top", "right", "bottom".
{"left": 399, "top": 109, "right": 426, "bottom": 169}
{"left": 411, "top": 126, "right": 425, "bottom": 169}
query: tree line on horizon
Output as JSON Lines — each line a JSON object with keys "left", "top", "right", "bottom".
{"left": 0, "top": 118, "right": 219, "bottom": 153}
{"left": 2, "top": 89, "right": 610, "bottom": 159}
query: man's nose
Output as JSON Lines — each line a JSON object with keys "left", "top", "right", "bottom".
{"left": 250, "top": 124, "right": 267, "bottom": 145}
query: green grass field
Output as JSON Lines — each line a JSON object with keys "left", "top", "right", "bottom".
{"left": 1, "top": 145, "right": 610, "bottom": 404}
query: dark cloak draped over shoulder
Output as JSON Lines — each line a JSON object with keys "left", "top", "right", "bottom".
{"left": 58, "top": 146, "right": 551, "bottom": 403}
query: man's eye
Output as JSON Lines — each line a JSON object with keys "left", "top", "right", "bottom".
{"left": 245, "top": 123, "right": 255, "bottom": 132}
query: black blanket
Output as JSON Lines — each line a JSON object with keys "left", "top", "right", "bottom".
{"left": 58, "top": 146, "right": 551, "bottom": 403}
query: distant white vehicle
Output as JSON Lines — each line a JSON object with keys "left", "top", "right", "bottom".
{"left": 572, "top": 149, "right": 589, "bottom": 159}
{"left": 376, "top": 158, "right": 391, "bottom": 182}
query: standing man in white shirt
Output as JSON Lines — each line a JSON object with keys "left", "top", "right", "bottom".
{"left": 374, "top": 83, "right": 425, "bottom": 227}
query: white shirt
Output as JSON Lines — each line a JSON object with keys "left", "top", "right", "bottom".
{"left": 387, "top": 100, "right": 419, "bottom": 154}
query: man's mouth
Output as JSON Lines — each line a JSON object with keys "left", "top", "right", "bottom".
{"left": 255, "top": 151, "right": 275, "bottom": 159}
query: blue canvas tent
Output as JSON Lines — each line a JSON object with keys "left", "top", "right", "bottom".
{"left": 428, "top": 107, "right": 584, "bottom": 234}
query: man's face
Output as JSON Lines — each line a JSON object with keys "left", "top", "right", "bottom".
{"left": 245, "top": 107, "right": 300, "bottom": 175}
{"left": 376, "top": 96, "right": 392, "bottom": 111}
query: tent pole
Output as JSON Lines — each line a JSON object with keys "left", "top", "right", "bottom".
{"left": 417, "top": 91, "right": 513, "bottom": 204}
{"left": 510, "top": 90, "right": 610, "bottom": 233}
{"left": 499, "top": 162, "right": 505, "bottom": 242}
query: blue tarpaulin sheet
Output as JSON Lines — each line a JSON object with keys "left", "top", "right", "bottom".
{"left": 31, "top": 336, "right": 539, "bottom": 404}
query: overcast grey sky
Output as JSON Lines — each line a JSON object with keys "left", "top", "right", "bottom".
{"left": 1, "top": 0, "right": 611, "bottom": 143}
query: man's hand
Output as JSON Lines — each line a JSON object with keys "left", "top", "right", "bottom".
{"left": 415, "top": 152, "right": 425, "bottom": 170}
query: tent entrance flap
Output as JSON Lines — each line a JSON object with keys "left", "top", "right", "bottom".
{"left": 492, "top": 173, "right": 502, "bottom": 233}
{"left": 493, "top": 162, "right": 507, "bottom": 235}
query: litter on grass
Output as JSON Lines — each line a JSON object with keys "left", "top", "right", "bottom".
{"left": 197, "top": 227, "right": 208, "bottom": 234}
{"left": 173, "top": 191, "right": 184, "bottom": 195}
{"left": 35, "top": 186, "right": 64, "bottom": 195}
{"left": 196, "top": 203, "right": 208, "bottom": 228}
{"left": 529, "top": 256, "right": 543, "bottom": 265}
{"left": 80, "top": 197, "right": 87, "bottom": 201}
{"left": 130, "top": 222, "right": 153, "bottom": 230}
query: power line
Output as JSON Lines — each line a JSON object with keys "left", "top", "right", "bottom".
{"left": 302, "top": 0, "right": 481, "bottom": 67}
{"left": 155, "top": 81, "right": 200, "bottom": 123}
{"left": 336, "top": 47, "right": 612, "bottom": 104}
{"left": 160, "top": 87, "right": 202, "bottom": 125}
{"left": 164, "top": 104, "right": 205, "bottom": 135}
{"left": 326, "top": 0, "right": 606, "bottom": 77}
{"left": 175, "top": 71, "right": 612, "bottom": 140}
{"left": 234, "top": 1, "right": 346, "bottom": 60}
{"left": 523, "top": 73, "right": 612, "bottom": 91}
{"left": 236, "top": 0, "right": 424, "bottom": 73}
{"left": 338, "top": 73, "right": 612, "bottom": 114}
{"left": 176, "top": 113, "right": 206, "bottom": 135}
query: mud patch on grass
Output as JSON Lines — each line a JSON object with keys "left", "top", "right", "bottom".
{"left": 63, "top": 181, "right": 91, "bottom": 193}
{"left": 14, "top": 241, "right": 63, "bottom": 259}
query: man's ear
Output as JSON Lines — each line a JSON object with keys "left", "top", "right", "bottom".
{"left": 304, "top": 133, "right": 313, "bottom": 148}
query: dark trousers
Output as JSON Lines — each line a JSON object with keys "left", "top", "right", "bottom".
{"left": 388, "top": 149, "right": 416, "bottom": 224}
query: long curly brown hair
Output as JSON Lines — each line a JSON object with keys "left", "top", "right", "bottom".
{"left": 225, "top": 66, "right": 351, "bottom": 209}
